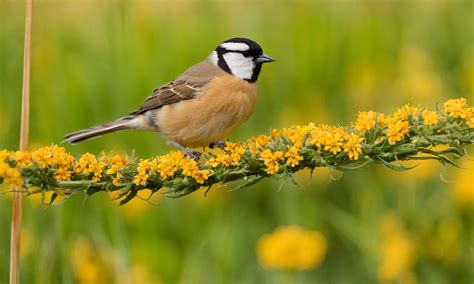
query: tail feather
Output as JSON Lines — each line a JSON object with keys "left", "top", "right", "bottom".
{"left": 63, "top": 116, "right": 134, "bottom": 144}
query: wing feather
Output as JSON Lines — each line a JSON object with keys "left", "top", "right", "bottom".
{"left": 130, "top": 80, "right": 206, "bottom": 115}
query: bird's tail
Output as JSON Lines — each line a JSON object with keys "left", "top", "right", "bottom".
{"left": 63, "top": 116, "right": 136, "bottom": 144}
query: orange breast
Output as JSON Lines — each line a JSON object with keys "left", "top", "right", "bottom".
{"left": 155, "top": 74, "right": 257, "bottom": 147}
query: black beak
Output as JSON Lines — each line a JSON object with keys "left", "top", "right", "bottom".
{"left": 256, "top": 53, "right": 275, "bottom": 64}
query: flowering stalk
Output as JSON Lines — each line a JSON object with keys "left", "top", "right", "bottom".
{"left": 1, "top": 98, "right": 473, "bottom": 205}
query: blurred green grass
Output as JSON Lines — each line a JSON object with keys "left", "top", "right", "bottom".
{"left": 1, "top": 0, "right": 473, "bottom": 283}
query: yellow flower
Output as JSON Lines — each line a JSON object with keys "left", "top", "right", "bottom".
{"left": 0, "top": 164, "right": 23, "bottom": 187}
{"left": 322, "top": 131, "right": 344, "bottom": 154}
{"left": 193, "top": 169, "right": 213, "bottom": 184}
{"left": 284, "top": 144, "right": 303, "bottom": 167}
{"left": 386, "top": 120, "right": 410, "bottom": 145}
{"left": 443, "top": 97, "right": 468, "bottom": 118}
{"left": 157, "top": 151, "right": 184, "bottom": 179}
{"left": 393, "top": 104, "right": 420, "bottom": 120}
{"left": 246, "top": 135, "right": 271, "bottom": 156}
{"left": 180, "top": 158, "right": 213, "bottom": 184}
{"left": 105, "top": 155, "right": 128, "bottom": 175}
{"left": 31, "top": 145, "right": 74, "bottom": 169}
{"left": 10, "top": 151, "right": 32, "bottom": 168}
{"left": 133, "top": 158, "right": 158, "bottom": 186}
{"left": 343, "top": 133, "right": 364, "bottom": 160}
{"left": 421, "top": 110, "right": 442, "bottom": 126}
{"left": 257, "top": 225, "right": 327, "bottom": 270}
{"left": 54, "top": 166, "right": 73, "bottom": 181}
{"left": 260, "top": 150, "right": 284, "bottom": 175}
{"left": 354, "top": 111, "right": 378, "bottom": 132}
{"left": 377, "top": 213, "right": 416, "bottom": 283}
{"left": 464, "top": 107, "right": 474, "bottom": 128}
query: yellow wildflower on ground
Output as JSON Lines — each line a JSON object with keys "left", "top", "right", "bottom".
{"left": 284, "top": 143, "right": 303, "bottom": 167}
{"left": 443, "top": 97, "right": 468, "bottom": 118}
{"left": 386, "top": 120, "right": 410, "bottom": 144}
{"left": 260, "top": 150, "right": 284, "bottom": 174}
{"left": 344, "top": 133, "right": 364, "bottom": 160}
{"left": 421, "top": 110, "right": 442, "bottom": 126}
{"left": 257, "top": 225, "right": 327, "bottom": 270}
{"left": 378, "top": 213, "right": 416, "bottom": 283}
{"left": 74, "top": 153, "right": 98, "bottom": 175}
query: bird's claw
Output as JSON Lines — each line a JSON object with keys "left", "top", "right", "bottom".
{"left": 186, "top": 150, "right": 202, "bottom": 162}
{"left": 209, "top": 141, "right": 226, "bottom": 150}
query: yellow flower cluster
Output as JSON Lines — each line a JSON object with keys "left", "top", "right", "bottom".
{"left": 33, "top": 145, "right": 75, "bottom": 180}
{"left": 309, "top": 125, "right": 364, "bottom": 159}
{"left": 354, "top": 111, "right": 385, "bottom": 132}
{"left": 133, "top": 158, "right": 158, "bottom": 186}
{"left": 157, "top": 151, "right": 185, "bottom": 179}
{"left": 421, "top": 110, "right": 442, "bottom": 126}
{"left": 257, "top": 225, "right": 327, "bottom": 270}
{"left": 207, "top": 142, "right": 245, "bottom": 167}
{"left": 444, "top": 98, "right": 474, "bottom": 127}
{"left": 386, "top": 120, "right": 410, "bottom": 145}
{"left": 260, "top": 149, "right": 284, "bottom": 175}
{"left": 133, "top": 152, "right": 212, "bottom": 186}
{"left": 0, "top": 150, "right": 23, "bottom": 187}
{"left": 104, "top": 155, "right": 128, "bottom": 186}
{"left": 74, "top": 153, "right": 105, "bottom": 182}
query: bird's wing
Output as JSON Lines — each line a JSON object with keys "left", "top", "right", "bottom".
{"left": 130, "top": 79, "right": 207, "bottom": 115}
{"left": 130, "top": 60, "right": 226, "bottom": 115}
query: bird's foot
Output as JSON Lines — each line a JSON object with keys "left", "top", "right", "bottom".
{"left": 209, "top": 140, "right": 226, "bottom": 150}
{"left": 168, "top": 141, "right": 202, "bottom": 162}
{"left": 185, "top": 149, "right": 202, "bottom": 162}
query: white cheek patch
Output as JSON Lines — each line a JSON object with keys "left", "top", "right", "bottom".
{"left": 223, "top": 52, "right": 255, "bottom": 80}
{"left": 208, "top": 51, "right": 218, "bottom": 66}
{"left": 220, "top": 42, "right": 249, "bottom": 51}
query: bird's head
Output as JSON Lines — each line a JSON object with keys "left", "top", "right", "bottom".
{"left": 209, "top": 37, "right": 275, "bottom": 82}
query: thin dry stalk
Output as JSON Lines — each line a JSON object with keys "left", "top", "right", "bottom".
{"left": 10, "top": 0, "right": 33, "bottom": 283}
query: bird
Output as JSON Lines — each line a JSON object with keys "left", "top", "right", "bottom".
{"left": 63, "top": 37, "right": 275, "bottom": 160}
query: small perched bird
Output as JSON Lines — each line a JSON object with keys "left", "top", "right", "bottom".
{"left": 64, "top": 37, "right": 274, "bottom": 159}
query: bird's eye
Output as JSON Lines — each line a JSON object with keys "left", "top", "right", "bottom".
{"left": 242, "top": 51, "right": 251, "bottom": 57}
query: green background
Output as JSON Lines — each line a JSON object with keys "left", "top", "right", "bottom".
{"left": 1, "top": 0, "right": 473, "bottom": 283}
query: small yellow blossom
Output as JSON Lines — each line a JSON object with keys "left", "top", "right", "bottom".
{"left": 10, "top": 151, "right": 32, "bottom": 168}
{"left": 157, "top": 151, "right": 184, "bottom": 179}
{"left": 421, "top": 110, "right": 442, "bottom": 126}
{"left": 464, "top": 107, "right": 474, "bottom": 128}
{"left": 247, "top": 135, "right": 271, "bottom": 156}
{"left": 354, "top": 111, "right": 378, "bottom": 132}
{"left": 386, "top": 120, "right": 410, "bottom": 144}
{"left": 133, "top": 158, "right": 158, "bottom": 186}
{"left": 284, "top": 144, "right": 303, "bottom": 167}
{"left": 443, "top": 97, "right": 468, "bottom": 118}
{"left": 257, "top": 225, "right": 327, "bottom": 270}
{"left": 181, "top": 158, "right": 213, "bottom": 184}
{"left": 260, "top": 150, "right": 284, "bottom": 175}
{"left": 31, "top": 145, "right": 74, "bottom": 169}
{"left": 393, "top": 104, "right": 420, "bottom": 120}
{"left": 193, "top": 169, "right": 213, "bottom": 184}
{"left": 0, "top": 164, "right": 23, "bottom": 187}
{"left": 322, "top": 131, "right": 344, "bottom": 154}
{"left": 343, "top": 133, "right": 364, "bottom": 160}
